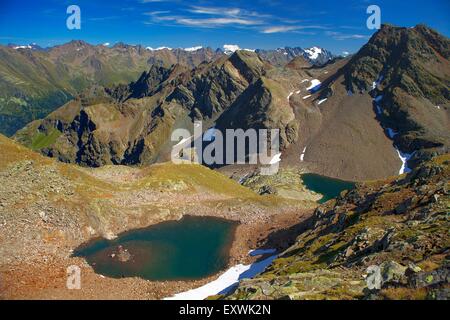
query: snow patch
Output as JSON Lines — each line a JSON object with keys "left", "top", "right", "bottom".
{"left": 287, "top": 92, "right": 294, "bottom": 100}
{"left": 13, "top": 45, "right": 32, "bottom": 50}
{"left": 223, "top": 44, "right": 240, "bottom": 54}
{"left": 386, "top": 128, "right": 398, "bottom": 139}
{"left": 184, "top": 46, "right": 203, "bottom": 52}
{"left": 396, "top": 149, "right": 414, "bottom": 175}
{"left": 300, "top": 147, "right": 307, "bottom": 162}
{"left": 307, "top": 79, "right": 322, "bottom": 92}
{"left": 374, "top": 95, "right": 383, "bottom": 103}
{"left": 372, "top": 75, "right": 384, "bottom": 90}
{"left": 165, "top": 251, "right": 278, "bottom": 300}
{"left": 318, "top": 98, "right": 327, "bottom": 105}
{"left": 375, "top": 104, "right": 383, "bottom": 115}
{"left": 304, "top": 47, "right": 322, "bottom": 60}
{"left": 146, "top": 46, "right": 172, "bottom": 51}
{"left": 269, "top": 153, "right": 282, "bottom": 165}
{"left": 302, "top": 95, "right": 311, "bottom": 100}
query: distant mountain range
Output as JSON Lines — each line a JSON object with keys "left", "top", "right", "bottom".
{"left": 13, "top": 24, "right": 450, "bottom": 182}
{"left": 0, "top": 41, "right": 335, "bottom": 136}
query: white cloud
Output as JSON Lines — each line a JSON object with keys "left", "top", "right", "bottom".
{"left": 326, "top": 31, "right": 369, "bottom": 41}
{"left": 145, "top": 5, "right": 267, "bottom": 29}
{"left": 188, "top": 6, "right": 241, "bottom": 16}
{"left": 177, "top": 17, "right": 263, "bottom": 27}
{"left": 262, "top": 26, "right": 300, "bottom": 34}
{"left": 262, "top": 25, "right": 327, "bottom": 34}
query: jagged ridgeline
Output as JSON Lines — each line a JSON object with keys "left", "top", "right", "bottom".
{"left": 14, "top": 50, "right": 307, "bottom": 167}
{"left": 12, "top": 24, "right": 450, "bottom": 182}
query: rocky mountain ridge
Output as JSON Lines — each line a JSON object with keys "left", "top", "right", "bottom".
{"left": 225, "top": 154, "right": 449, "bottom": 300}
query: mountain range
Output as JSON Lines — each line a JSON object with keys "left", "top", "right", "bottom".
{"left": 0, "top": 41, "right": 333, "bottom": 136}
{"left": 12, "top": 24, "right": 450, "bottom": 182}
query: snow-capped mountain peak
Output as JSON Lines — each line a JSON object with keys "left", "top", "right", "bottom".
{"left": 183, "top": 46, "right": 203, "bottom": 52}
{"left": 304, "top": 47, "right": 323, "bottom": 60}
{"left": 223, "top": 45, "right": 255, "bottom": 55}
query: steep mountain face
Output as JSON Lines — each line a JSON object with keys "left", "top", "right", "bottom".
{"left": 0, "top": 41, "right": 222, "bottom": 136}
{"left": 256, "top": 47, "right": 334, "bottom": 66}
{"left": 282, "top": 24, "right": 450, "bottom": 180}
{"left": 342, "top": 24, "right": 450, "bottom": 161}
{"left": 226, "top": 155, "right": 449, "bottom": 300}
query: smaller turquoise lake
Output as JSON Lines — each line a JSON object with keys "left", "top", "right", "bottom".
{"left": 302, "top": 173, "right": 356, "bottom": 203}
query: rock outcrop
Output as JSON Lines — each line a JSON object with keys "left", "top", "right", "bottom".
{"left": 226, "top": 154, "right": 449, "bottom": 300}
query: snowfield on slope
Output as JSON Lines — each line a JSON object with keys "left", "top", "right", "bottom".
{"left": 165, "top": 251, "right": 278, "bottom": 300}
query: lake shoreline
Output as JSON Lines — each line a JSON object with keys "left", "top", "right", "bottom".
{"left": 1, "top": 201, "right": 312, "bottom": 300}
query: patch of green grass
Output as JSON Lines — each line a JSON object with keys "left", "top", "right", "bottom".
{"left": 30, "top": 128, "right": 61, "bottom": 150}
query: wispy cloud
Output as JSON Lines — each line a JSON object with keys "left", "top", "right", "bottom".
{"left": 177, "top": 18, "right": 263, "bottom": 27}
{"left": 188, "top": 6, "right": 242, "bottom": 16}
{"left": 145, "top": 5, "right": 266, "bottom": 28}
{"left": 326, "top": 31, "right": 370, "bottom": 41}
{"left": 88, "top": 16, "right": 120, "bottom": 22}
{"left": 262, "top": 25, "right": 327, "bottom": 34}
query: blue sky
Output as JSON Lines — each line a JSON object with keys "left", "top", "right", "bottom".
{"left": 0, "top": 0, "right": 449, "bottom": 54}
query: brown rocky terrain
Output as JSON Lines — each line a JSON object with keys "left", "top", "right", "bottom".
{"left": 225, "top": 154, "right": 449, "bottom": 300}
